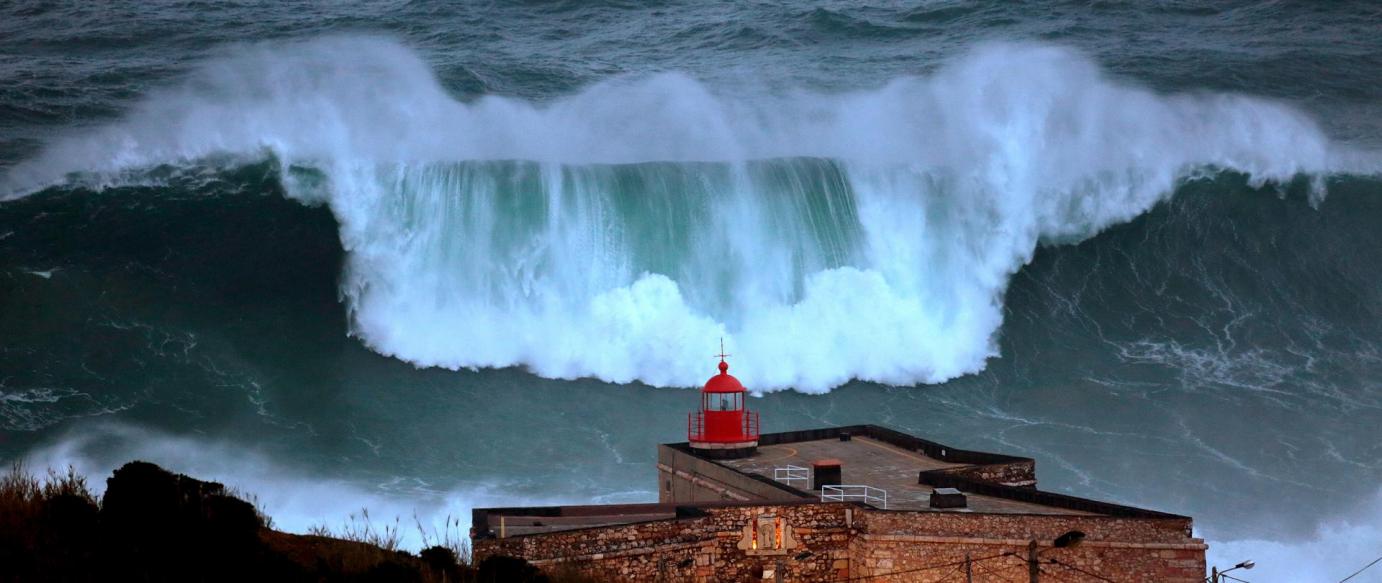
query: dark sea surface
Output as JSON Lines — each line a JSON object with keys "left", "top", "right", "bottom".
{"left": 3, "top": 2, "right": 1382, "bottom": 579}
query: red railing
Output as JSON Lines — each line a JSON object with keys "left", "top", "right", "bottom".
{"left": 688, "top": 410, "right": 760, "bottom": 442}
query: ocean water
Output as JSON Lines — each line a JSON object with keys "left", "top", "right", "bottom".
{"left": 2, "top": 2, "right": 1381, "bottom": 580}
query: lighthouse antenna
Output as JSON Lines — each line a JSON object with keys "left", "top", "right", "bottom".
{"left": 714, "top": 338, "right": 731, "bottom": 363}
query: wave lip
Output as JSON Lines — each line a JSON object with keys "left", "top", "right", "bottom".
{"left": 2, "top": 37, "right": 1364, "bottom": 391}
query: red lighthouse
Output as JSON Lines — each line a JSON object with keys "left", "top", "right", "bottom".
{"left": 688, "top": 344, "right": 759, "bottom": 458}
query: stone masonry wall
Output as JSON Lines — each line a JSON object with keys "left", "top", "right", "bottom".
{"left": 929, "top": 460, "right": 1038, "bottom": 488}
{"left": 858, "top": 511, "right": 1193, "bottom": 543}
{"left": 474, "top": 504, "right": 1205, "bottom": 582}
{"left": 848, "top": 537, "right": 1205, "bottom": 582}
{"left": 475, "top": 503, "right": 852, "bottom": 582}
{"left": 851, "top": 511, "right": 1204, "bottom": 582}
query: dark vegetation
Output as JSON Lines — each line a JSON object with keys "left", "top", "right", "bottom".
{"left": 0, "top": 461, "right": 599, "bottom": 582}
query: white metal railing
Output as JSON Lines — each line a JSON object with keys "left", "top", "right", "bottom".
{"left": 820, "top": 485, "right": 888, "bottom": 509}
{"left": 773, "top": 465, "right": 809, "bottom": 487}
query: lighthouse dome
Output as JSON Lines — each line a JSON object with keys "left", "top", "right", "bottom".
{"left": 703, "top": 360, "right": 745, "bottom": 393}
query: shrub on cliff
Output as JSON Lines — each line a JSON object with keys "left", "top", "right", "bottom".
{"left": 476, "top": 555, "right": 548, "bottom": 583}
{"left": 0, "top": 461, "right": 610, "bottom": 583}
{"left": 100, "top": 460, "right": 282, "bottom": 579}
{"left": 0, "top": 462, "right": 100, "bottom": 581}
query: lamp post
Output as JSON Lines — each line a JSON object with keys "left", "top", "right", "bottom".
{"left": 657, "top": 557, "right": 695, "bottom": 582}
{"left": 1209, "top": 560, "right": 1255, "bottom": 583}
{"left": 1028, "top": 540, "right": 1040, "bottom": 583}
{"left": 773, "top": 550, "right": 814, "bottom": 583}
{"left": 1016, "top": 530, "right": 1086, "bottom": 583}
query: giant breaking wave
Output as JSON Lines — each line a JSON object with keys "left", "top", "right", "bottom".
{"left": 1, "top": 37, "right": 1365, "bottom": 392}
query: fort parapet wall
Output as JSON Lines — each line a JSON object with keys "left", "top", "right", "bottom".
{"left": 473, "top": 502, "right": 1205, "bottom": 582}
{"left": 853, "top": 510, "right": 1204, "bottom": 581}
{"left": 477, "top": 503, "right": 848, "bottom": 582}
{"left": 472, "top": 425, "right": 1206, "bottom": 582}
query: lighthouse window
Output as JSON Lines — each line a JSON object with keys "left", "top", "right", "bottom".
{"left": 706, "top": 393, "right": 740, "bottom": 411}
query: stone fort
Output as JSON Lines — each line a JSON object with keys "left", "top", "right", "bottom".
{"left": 471, "top": 359, "right": 1206, "bottom": 582}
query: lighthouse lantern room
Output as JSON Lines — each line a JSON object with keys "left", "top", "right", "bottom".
{"left": 688, "top": 344, "right": 759, "bottom": 458}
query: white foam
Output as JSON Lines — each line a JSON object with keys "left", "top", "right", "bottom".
{"left": 2, "top": 36, "right": 1366, "bottom": 391}
{"left": 19, "top": 424, "right": 573, "bottom": 551}
{"left": 1206, "top": 489, "right": 1382, "bottom": 582}
{"left": 23, "top": 424, "right": 1382, "bottom": 579}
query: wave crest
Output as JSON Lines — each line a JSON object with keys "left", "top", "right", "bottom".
{"left": 2, "top": 37, "right": 1360, "bottom": 391}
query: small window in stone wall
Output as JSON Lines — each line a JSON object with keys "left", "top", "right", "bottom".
{"left": 665, "top": 480, "right": 671, "bottom": 493}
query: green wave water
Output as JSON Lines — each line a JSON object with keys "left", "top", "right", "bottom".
{"left": 2, "top": 3, "right": 1381, "bottom": 580}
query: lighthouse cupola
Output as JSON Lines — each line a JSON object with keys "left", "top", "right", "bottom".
{"left": 688, "top": 346, "right": 759, "bottom": 458}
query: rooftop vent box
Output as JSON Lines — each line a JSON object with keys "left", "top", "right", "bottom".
{"left": 811, "top": 459, "right": 842, "bottom": 491}
{"left": 930, "top": 487, "right": 967, "bottom": 509}
{"left": 839, "top": 432, "right": 852, "bottom": 442}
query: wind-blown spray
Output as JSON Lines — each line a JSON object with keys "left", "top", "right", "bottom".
{"left": 2, "top": 37, "right": 1355, "bottom": 391}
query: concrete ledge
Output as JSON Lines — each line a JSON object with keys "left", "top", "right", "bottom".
{"left": 656, "top": 463, "right": 754, "bottom": 502}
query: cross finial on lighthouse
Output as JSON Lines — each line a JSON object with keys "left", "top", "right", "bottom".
{"left": 714, "top": 338, "right": 731, "bottom": 374}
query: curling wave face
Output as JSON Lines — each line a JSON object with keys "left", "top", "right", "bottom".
{"left": 2, "top": 37, "right": 1363, "bottom": 391}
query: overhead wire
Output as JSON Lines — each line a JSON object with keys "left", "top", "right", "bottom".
{"left": 834, "top": 552, "right": 1012, "bottom": 582}
{"left": 1039, "top": 566, "right": 1080, "bottom": 583}
{"left": 970, "top": 552, "right": 1029, "bottom": 582}
{"left": 1046, "top": 558, "right": 1119, "bottom": 583}
{"left": 1339, "top": 555, "right": 1382, "bottom": 583}
{"left": 948, "top": 558, "right": 970, "bottom": 583}
{"left": 826, "top": 546, "right": 1128, "bottom": 583}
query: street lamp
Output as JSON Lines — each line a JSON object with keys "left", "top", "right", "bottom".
{"left": 1052, "top": 530, "right": 1086, "bottom": 549}
{"left": 1209, "top": 559, "right": 1255, "bottom": 583}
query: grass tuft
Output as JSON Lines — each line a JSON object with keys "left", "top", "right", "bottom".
{"left": 415, "top": 512, "right": 472, "bottom": 566}
{"left": 225, "top": 485, "right": 275, "bottom": 530}
{"left": 324, "top": 507, "right": 402, "bottom": 552}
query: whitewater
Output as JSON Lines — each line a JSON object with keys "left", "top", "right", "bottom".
{"left": 5, "top": 8, "right": 1382, "bottom": 579}
{"left": 1, "top": 36, "right": 1363, "bottom": 392}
